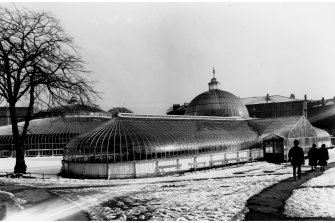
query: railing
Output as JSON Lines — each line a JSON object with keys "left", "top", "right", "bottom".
{"left": 0, "top": 149, "right": 264, "bottom": 180}
{"left": 0, "top": 158, "right": 259, "bottom": 181}
{"left": 0, "top": 171, "right": 61, "bottom": 180}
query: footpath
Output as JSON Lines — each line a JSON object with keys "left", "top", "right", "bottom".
{"left": 245, "top": 162, "right": 335, "bottom": 221}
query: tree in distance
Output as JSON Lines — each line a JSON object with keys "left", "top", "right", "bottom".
{"left": 0, "top": 6, "right": 99, "bottom": 173}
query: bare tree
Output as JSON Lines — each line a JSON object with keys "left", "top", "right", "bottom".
{"left": 0, "top": 6, "right": 98, "bottom": 173}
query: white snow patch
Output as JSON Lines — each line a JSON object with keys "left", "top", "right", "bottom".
{"left": 285, "top": 187, "right": 335, "bottom": 218}
{"left": 0, "top": 156, "right": 62, "bottom": 176}
{"left": 284, "top": 149, "right": 335, "bottom": 218}
{"left": 0, "top": 190, "right": 26, "bottom": 210}
{"left": 1, "top": 151, "right": 334, "bottom": 220}
{"left": 0, "top": 161, "right": 293, "bottom": 221}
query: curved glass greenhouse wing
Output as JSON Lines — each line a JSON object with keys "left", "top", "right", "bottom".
{"left": 247, "top": 116, "right": 332, "bottom": 149}
{"left": 247, "top": 116, "right": 304, "bottom": 139}
{"left": 0, "top": 116, "right": 110, "bottom": 156}
{"left": 64, "top": 114, "right": 261, "bottom": 163}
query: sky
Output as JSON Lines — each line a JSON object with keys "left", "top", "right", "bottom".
{"left": 3, "top": 2, "right": 335, "bottom": 114}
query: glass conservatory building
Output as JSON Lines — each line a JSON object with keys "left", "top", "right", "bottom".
{"left": 63, "top": 113, "right": 263, "bottom": 178}
{"left": 0, "top": 101, "right": 111, "bottom": 157}
{"left": 61, "top": 70, "right": 332, "bottom": 179}
{"left": 1, "top": 69, "right": 332, "bottom": 179}
{"left": 62, "top": 113, "right": 331, "bottom": 179}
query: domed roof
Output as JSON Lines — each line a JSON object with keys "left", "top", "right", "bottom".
{"left": 185, "top": 68, "right": 249, "bottom": 118}
{"left": 34, "top": 101, "right": 110, "bottom": 118}
{"left": 108, "top": 107, "right": 133, "bottom": 117}
{"left": 185, "top": 89, "right": 249, "bottom": 118}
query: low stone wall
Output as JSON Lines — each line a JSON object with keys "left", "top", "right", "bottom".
{"left": 62, "top": 149, "right": 263, "bottom": 179}
{"left": 63, "top": 162, "right": 108, "bottom": 178}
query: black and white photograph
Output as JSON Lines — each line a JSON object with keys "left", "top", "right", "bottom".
{"left": 1, "top": 1, "right": 335, "bottom": 221}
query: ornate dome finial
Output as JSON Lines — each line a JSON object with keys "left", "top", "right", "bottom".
{"left": 185, "top": 67, "right": 249, "bottom": 118}
{"left": 208, "top": 67, "right": 220, "bottom": 91}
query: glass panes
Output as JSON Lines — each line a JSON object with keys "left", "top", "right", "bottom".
{"left": 185, "top": 90, "right": 249, "bottom": 118}
{"left": 265, "top": 141, "right": 273, "bottom": 153}
{"left": 0, "top": 116, "right": 110, "bottom": 157}
{"left": 265, "top": 146, "right": 273, "bottom": 153}
{"left": 65, "top": 116, "right": 261, "bottom": 163}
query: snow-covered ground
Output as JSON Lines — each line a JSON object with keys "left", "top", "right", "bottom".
{"left": 1, "top": 161, "right": 295, "bottom": 221}
{"left": 0, "top": 156, "right": 62, "bottom": 177}
{"left": 285, "top": 148, "right": 335, "bottom": 218}
{"left": 1, "top": 150, "right": 335, "bottom": 220}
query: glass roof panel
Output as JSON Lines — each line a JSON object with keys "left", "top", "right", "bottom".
{"left": 65, "top": 115, "right": 260, "bottom": 162}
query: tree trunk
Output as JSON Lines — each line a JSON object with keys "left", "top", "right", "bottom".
{"left": 8, "top": 104, "right": 27, "bottom": 174}
{"left": 14, "top": 143, "right": 27, "bottom": 173}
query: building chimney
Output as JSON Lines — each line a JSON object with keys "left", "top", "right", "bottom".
{"left": 303, "top": 96, "right": 308, "bottom": 117}
{"left": 290, "top": 94, "right": 295, "bottom": 99}
{"left": 322, "top": 97, "right": 325, "bottom": 107}
{"left": 266, "top": 94, "right": 270, "bottom": 103}
{"left": 173, "top": 104, "right": 180, "bottom": 110}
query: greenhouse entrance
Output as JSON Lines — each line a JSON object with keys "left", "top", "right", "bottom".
{"left": 262, "top": 134, "right": 284, "bottom": 163}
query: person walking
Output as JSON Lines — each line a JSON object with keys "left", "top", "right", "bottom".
{"left": 318, "top": 144, "right": 329, "bottom": 171}
{"left": 288, "top": 139, "right": 305, "bottom": 180}
{"left": 308, "top": 144, "right": 318, "bottom": 171}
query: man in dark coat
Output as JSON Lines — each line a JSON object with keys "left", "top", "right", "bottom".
{"left": 308, "top": 144, "right": 318, "bottom": 171}
{"left": 288, "top": 139, "right": 305, "bottom": 180}
{"left": 318, "top": 144, "right": 329, "bottom": 171}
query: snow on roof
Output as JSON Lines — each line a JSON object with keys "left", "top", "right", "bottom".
{"left": 241, "top": 95, "right": 303, "bottom": 105}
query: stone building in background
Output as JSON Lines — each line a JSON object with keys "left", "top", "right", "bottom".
{"left": 168, "top": 92, "right": 335, "bottom": 136}
{"left": 0, "top": 107, "right": 31, "bottom": 127}
{"left": 240, "top": 94, "right": 335, "bottom": 136}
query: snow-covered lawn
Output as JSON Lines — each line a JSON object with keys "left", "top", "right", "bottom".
{"left": 0, "top": 156, "right": 62, "bottom": 176}
{"left": 1, "top": 149, "right": 335, "bottom": 220}
{"left": 284, "top": 148, "right": 335, "bottom": 218}
{"left": 1, "top": 161, "right": 296, "bottom": 221}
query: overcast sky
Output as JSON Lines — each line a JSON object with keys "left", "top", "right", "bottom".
{"left": 4, "top": 2, "right": 335, "bottom": 114}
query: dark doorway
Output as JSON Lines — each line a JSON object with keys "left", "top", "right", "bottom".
{"left": 263, "top": 135, "right": 284, "bottom": 163}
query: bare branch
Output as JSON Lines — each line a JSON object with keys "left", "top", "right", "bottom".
{"left": 0, "top": 6, "right": 99, "bottom": 173}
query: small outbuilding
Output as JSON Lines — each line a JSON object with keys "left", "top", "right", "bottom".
{"left": 247, "top": 116, "right": 332, "bottom": 163}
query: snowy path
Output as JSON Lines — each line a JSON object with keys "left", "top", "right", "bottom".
{"left": 245, "top": 162, "right": 335, "bottom": 220}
